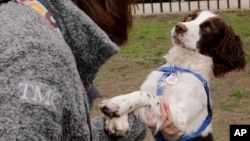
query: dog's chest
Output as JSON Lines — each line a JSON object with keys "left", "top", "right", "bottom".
{"left": 140, "top": 70, "right": 176, "bottom": 95}
{"left": 140, "top": 69, "right": 204, "bottom": 100}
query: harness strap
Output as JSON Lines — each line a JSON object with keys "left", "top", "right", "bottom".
{"left": 155, "top": 66, "right": 212, "bottom": 141}
{"left": 158, "top": 66, "right": 212, "bottom": 117}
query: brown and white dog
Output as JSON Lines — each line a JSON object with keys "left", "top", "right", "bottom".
{"left": 99, "top": 10, "right": 246, "bottom": 141}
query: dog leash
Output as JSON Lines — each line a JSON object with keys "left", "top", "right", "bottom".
{"left": 155, "top": 66, "right": 212, "bottom": 141}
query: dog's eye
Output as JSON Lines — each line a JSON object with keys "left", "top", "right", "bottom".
{"left": 200, "top": 21, "right": 214, "bottom": 33}
{"left": 183, "top": 14, "right": 194, "bottom": 22}
{"left": 183, "top": 11, "right": 199, "bottom": 22}
{"left": 187, "top": 14, "right": 192, "bottom": 18}
{"left": 204, "top": 26, "right": 212, "bottom": 32}
{"left": 186, "top": 15, "right": 193, "bottom": 21}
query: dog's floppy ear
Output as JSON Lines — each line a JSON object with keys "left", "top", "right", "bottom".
{"left": 213, "top": 25, "right": 246, "bottom": 77}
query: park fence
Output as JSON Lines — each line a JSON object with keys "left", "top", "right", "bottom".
{"left": 134, "top": 0, "right": 250, "bottom": 15}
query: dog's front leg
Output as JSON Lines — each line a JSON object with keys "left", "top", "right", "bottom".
{"left": 105, "top": 114, "right": 130, "bottom": 136}
{"left": 100, "top": 91, "right": 162, "bottom": 136}
{"left": 100, "top": 91, "right": 148, "bottom": 136}
{"left": 100, "top": 91, "right": 158, "bottom": 117}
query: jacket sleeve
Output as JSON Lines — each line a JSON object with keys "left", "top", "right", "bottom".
{"left": 0, "top": 4, "right": 91, "bottom": 140}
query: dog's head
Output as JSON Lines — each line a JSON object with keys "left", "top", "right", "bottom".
{"left": 172, "top": 10, "right": 246, "bottom": 77}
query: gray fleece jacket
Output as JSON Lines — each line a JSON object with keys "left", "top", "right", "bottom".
{"left": 0, "top": 0, "right": 146, "bottom": 140}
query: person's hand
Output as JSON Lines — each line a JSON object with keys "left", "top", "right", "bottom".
{"left": 158, "top": 96, "right": 179, "bottom": 135}
{"left": 147, "top": 96, "right": 179, "bottom": 135}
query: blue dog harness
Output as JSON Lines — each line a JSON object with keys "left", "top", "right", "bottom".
{"left": 154, "top": 66, "right": 212, "bottom": 141}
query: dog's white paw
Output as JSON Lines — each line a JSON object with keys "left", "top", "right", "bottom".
{"left": 105, "top": 114, "right": 130, "bottom": 137}
{"left": 99, "top": 92, "right": 144, "bottom": 117}
{"left": 100, "top": 96, "right": 132, "bottom": 117}
{"left": 99, "top": 99, "right": 122, "bottom": 117}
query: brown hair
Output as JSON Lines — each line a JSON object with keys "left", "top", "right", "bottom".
{"left": 198, "top": 17, "right": 246, "bottom": 77}
{"left": 71, "top": 0, "right": 136, "bottom": 46}
{"left": 212, "top": 24, "right": 246, "bottom": 77}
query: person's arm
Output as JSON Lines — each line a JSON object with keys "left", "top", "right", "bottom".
{"left": 0, "top": 5, "right": 91, "bottom": 140}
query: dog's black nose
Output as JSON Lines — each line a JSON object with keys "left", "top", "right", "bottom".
{"left": 175, "top": 23, "right": 188, "bottom": 34}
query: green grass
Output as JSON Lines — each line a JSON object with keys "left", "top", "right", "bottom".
{"left": 218, "top": 101, "right": 238, "bottom": 111}
{"left": 216, "top": 89, "right": 247, "bottom": 111}
{"left": 120, "top": 18, "right": 174, "bottom": 69}
{"left": 120, "top": 12, "right": 250, "bottom": 65}
{"left": 231, "top": 89, "right": 247, "bottom": 99}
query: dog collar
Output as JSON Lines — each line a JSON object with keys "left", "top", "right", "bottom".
{"left": 11, "top": 0, "right": 63, "bottom": 37}
{"left": 155, "top": 66, "right": 212, "bottom": 141}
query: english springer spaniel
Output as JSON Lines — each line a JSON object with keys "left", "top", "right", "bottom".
{"left": 99, "top": 10, "right": 246, "bottom": 141}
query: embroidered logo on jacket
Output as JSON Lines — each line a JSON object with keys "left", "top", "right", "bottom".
{"left": 18, "top": 82, "right": 62, "bottom": 109}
